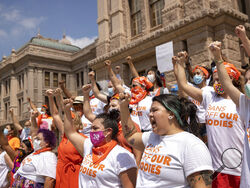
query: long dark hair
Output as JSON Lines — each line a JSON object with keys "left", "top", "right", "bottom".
{"left": 95, "top": 113, "right": 119, "bottom": 139}
{"left": 147, "top": 67, "right": 163, "bottom": 88}
{"left": 153, "top": 94, "right": 200, "bottom": 136}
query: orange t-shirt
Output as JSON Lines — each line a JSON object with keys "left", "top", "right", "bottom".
{"left": 55, "top": 133, "right": 87, "bottom": 188}
{"left": 116, "top": 121, "right": 141, "bottom": 153}
{"left": 8, "top": 136, "right": 20, "bottom": 150}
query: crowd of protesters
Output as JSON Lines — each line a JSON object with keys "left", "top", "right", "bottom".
{"left": 0, "top": 25, "right": 249, "bottom": 188}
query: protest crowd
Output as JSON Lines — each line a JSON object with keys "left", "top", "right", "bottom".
{"left": 0, "top": 25, "right": 249, "bottom": 188}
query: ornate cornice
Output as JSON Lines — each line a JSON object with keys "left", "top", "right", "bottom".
{"left": 88, "top": 8, "right": 248, "bottom": 68}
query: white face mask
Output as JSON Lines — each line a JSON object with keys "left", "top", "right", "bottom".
{"left": 33, "top": 139, "right": 42, "bottom": 151}
{"left": 147, "top": 74, "right": 155, "bottom": 83}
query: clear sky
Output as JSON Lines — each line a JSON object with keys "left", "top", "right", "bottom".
{"left": 0, "top": 0, "right": 98, "bottom": 57}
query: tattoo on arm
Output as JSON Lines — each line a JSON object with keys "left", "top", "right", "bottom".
{"left": 129, "top": 138, "right": 135, "bottom": 146}
{"left": 124, "top": 124, "right": 136, "bottom": 138}
{"left": 188, "top": 170, "right": 212, "bottom": 187}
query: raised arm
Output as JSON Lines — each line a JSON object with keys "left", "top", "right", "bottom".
{"left": 235, "top": 25, "right": 250, "bottom": 56}
{"left": 82, "top": 84, "right": 96, "bottom": 122}
{"left": 119, "top": 93, "right": 144, "bottom": 152}
{"left": 63, "top": 99, "right": 86, "bottom": 156}
{"left": 176, "top": 51, "right": 203, "bottom": 103}
{"left": 54, "top": 88, "right": 65, "bottom": 112}
{"left": 30, "top": 111, "right": 39, "bottom": 138}
{"left": 208, "top": 41, "right": 241, "bottom": 107}
{"left": 0, "top": 131, "right": 17, "bottom": 161}
{"left": 88, "top": 71, "right": 108, "bottom": 103}
{"left": 46, "top": 89, "right": 64, "bottom": 135}
{"left": 126, "top": 56, "right": 139, "bottom": 78}
{"left": 59, "top": 80, "right": 75, "bottom": 100}
{"left": 27, "top": 97, "right": 40, "bottom": 115}
{"left": 9, "top": 109, "right": 23, "bottom": 132}
{"left": 105, "top": 60, "right": 125, "bottom": 93}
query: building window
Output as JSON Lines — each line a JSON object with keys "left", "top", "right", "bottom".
{"left": 22, "top": 73, "right": 24, "bottom": 89}
{"left": 18, "top": 98, "right": 23, "bottom": 117}
{"left": 239, "top": 0, "right": 247, "bottom": 14}
{"left": 150, "top": 0, "right": 164, "bottom": 27}
{"left": 129, "top": 0, "right": 142, "bottom": 36}
{"left": 76, "top": 73, "right": 80, "bottom": 87}
{"left": 81, "top": 71, "right": 84, "bottom": 86}
{"left": 5, "top": 103, "right": 7, "bottom": 120}
{"left": 53, "top": 73, "right": 58, "bottom": 87}
{"left": 45, "top": 72, "right": 50, "bottom": 87}
{"left": 61, "top": 74, "right": 66, "bottom": 82}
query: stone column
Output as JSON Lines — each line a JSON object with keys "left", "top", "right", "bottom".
{"left": 109, "top": 0, "right": 127, "bottom": 50}
{"left": 9, "top": 71, "right": 18, "bottom": 115}
{"left": 37, "top": 68, "right": 43, "bottom": 108}
{"left": 96, "top": 0, "right": 110, "bottom": 56}
{"left": 0, "top": 82, "right": 4, "bottom": 122}
{"left": 27, "top": 68, "right": 34, "bottom": 101}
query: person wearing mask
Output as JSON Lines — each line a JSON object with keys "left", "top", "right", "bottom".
{"left": 3, "top": 125, "right": 20, "bottom": 151}
{"left": 63, "top": 98, "right": 137, "bottom": 188}
{"left": 12, "top": 128, "right": 57, "bottom": 187}
{"left": 82, "top": 84, "right": 142, "bottom": 166}
{"left": 9, "top": 109, "right": 32, "bottom": 141}
{"left": 105, "top": 60, "right": 153, "bottom": 132}
{"left": 176, "top": 50, "right": 245, "bottom": 188}
{"left": 208, "top": 39, "right": 250, "bottom": 188}
{"left": 119, "top": 93, "right": 213, "bottom": 187}
{"left": 46, "top": 89, "right": 87, "bottom": 188}
{"left": 146, "top": 67, "right": 169, "bottom": 97}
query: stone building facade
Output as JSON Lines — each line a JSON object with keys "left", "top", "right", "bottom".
{"left": 90, "top": 0, "right": 250, "bottom": 86}
{"left": 0, "top": 35, "right": 96, "bottom": 125}
{"left": 0, "top": 0, "right": 249, "bottom": 125}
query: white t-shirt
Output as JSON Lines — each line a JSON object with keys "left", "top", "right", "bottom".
{"left": 137, "top": 96, "right": 153, "bottom": 131}
{"left": 148, "top": 87, "right": 169, "bottom": 97}
{"left": 0, "top": 151, "right": 10, "bottom": 188}
{"left": 202, "top": 90, "right": 245, "bottom": 176}
{"left": 78, "top": 138, "right": 137, "bottom": 188}
{"left": 90, "top": 97, "right": 106, "bottom": 115}
{"left": 136, "top": 131, "right": 213, "bottom": 188}
{"left": 188, "top": 84, "right": 213, "bottom": 124}
{"left": 80, "top": 115, "right": 92, "bottom": 137}
{"left": 14, "top": 151, "right": 57, "bottom": 183}
{"left": 239, "top": 94, "right": 250, "bottom": 188}
{"left": 129, "top": 103, "right": 141, "bottom": 129}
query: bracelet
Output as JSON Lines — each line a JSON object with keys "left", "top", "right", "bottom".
{"left": 241, "top": 64, "right": 249, "bottom": 69}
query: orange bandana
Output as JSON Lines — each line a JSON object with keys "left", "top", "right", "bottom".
{"left": 92, "top": 140, "right": 117, "bottom": 164}
{"left": 133, "top": 76, "right": 153, "bottom": 90}
{"left": 33, "top": 147, "right": 52, "bottom": 155}
{"left": 89, "top": 95, "right": 95, "bottom": 100}
{"left": 192, "top": 66, "right": 209, "bottom": 79}
{"left": 130, "top": 86, "right": 147, "bottom": 104}
{"left": 214, "top": 62, "right": 241, "bottom": 80}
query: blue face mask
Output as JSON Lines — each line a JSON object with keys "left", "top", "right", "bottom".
{"left": 3, "top": 128, "right": 8, "bottom": 136}
{"left": 24, "top": 127, "right": 30, "bottom": 136}
{"left": 108, "top": 88, "right": 114, "bottom": 97}
{"left": 193, "top": 75, "right": 203, "bottom": 85}
{"left": 245, "top": 84, "right": 250, "bottom": 98}
{"left": 89, "top": 90, "right": 93, "bottom": 97}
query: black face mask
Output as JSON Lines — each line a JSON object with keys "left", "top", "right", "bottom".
{"left": 108, "top": 109, "right": 120, "bottom": 121}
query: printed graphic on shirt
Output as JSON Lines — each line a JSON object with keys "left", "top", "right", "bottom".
{"left": 139, "top": 144, "right": 172, "bottom": 175}
{"left": 79, "top": 154, "right": 105, "bottom": 178}
{"left": 206, "top": 104, "right": 239, "bottom": 128}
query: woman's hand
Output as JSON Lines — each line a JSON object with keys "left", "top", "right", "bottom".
{"left": 46, "top": 89, "right": 54, "bottom": 97}
{"left": 82, "top": 84, "right": 92, "bottom": 96}
{"left": 63, "top": 99, "right": 73, "bottom": 111}
{"left": 177, "top": 51, "right": 188, "bottom": 66}
{"left": 208, "top": 41, "right": 222, "bottom": 62}
{"left": 235, "top": 25, "right": 247, "bottom": 40}
{"left": 104, "top": 60, "right": 112, "bottom": 67}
